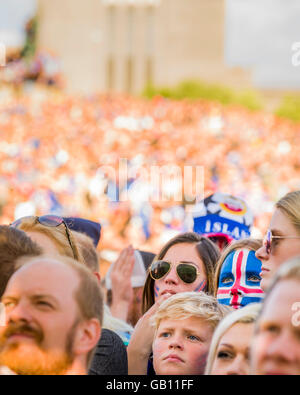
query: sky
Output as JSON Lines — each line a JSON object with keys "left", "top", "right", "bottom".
{"left": 225, "top": 0, "right": 300, "bottom": 88}
{"left": 0, "top": 0, "right": 37, "bottom": 47}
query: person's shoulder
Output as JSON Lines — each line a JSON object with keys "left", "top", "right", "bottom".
{"left": 97, "top": 328, "right": 126, "bottom": 349}
{"left": 89, "top": 329, "right": 128, "bottom": 375}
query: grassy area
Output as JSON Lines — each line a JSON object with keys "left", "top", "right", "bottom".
{"left": 143, "top": 80, "right": 263, "bottom": 112}
{"left": 143, "top": 80, "right": 300, "bottom": 123}
{"left": 275, "top": 95, "right": 300, "bottom": 123}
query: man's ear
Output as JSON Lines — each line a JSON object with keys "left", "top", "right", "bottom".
{"left": 93, "top": 272, "right": 101, "bottom": 284}
{"left": 73, "top": 319, "right": 101, "bottom": 357}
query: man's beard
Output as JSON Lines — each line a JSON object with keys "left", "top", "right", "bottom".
{"left": 0, "top": 320, "right": 78, "bottom": 375}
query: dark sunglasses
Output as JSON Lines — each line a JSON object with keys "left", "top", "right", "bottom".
{"left": 150, "top": 260, "right": 201, "bottom": 284}
{"left": 263, "top": 229, "right": 300, "bottom": 254}
{"left": 10, "top": 215, "right": 78, "bottom": 260}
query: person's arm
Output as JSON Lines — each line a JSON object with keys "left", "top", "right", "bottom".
{"left": 127, "top": 310, "right": 155, "bottom": 374}
{"left": 127, "top": 295, "right": 169, "bottom": 375}
{"left": 110, "top": 245, "right": 135, "bottom": 322}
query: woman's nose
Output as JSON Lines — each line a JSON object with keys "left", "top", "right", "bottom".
{"left": 226, "top": 355, "right": 249, "bottom": 376}
{"left": 164, "top": 266, "right": 179, "bottom": 285}
{"left": 255, "top": 245, "right": 269, "bottom": 262}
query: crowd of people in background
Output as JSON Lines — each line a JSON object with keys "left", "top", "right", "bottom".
{"left": 0, "top": 86, "right": 300, "bottom": 267}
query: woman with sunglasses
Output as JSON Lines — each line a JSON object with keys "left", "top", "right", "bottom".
{"left": 128, "top": 232, "right": 220, "bottom": 375}
{"left": 256, "top": 190, "right": 300, "bottom": 291}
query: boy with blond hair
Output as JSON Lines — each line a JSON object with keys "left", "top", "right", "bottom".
{"left": 152, "top": 292, "right": 230, "bottom": 375}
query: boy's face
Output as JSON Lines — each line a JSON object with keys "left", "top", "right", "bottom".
{"left": 153, "top": 316, "right": 213, "bottom": 375}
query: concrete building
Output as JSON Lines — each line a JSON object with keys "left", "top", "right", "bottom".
{"left": 37, "top": 0, "right": 252, "bottom": 94}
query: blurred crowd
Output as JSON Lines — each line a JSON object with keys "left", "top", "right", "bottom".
{"left": 0, "top": 85, "right": 300, "bottom": 266}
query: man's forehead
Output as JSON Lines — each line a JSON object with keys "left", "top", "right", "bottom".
{"left": 5, "top": 259, "right": 79, "bottom": 295}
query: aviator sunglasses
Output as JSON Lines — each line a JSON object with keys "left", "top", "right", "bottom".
{"left": 263, "top": 229, "right": 300, "bottom": 255}
{"left": 10, "top": 215, "right": 79, "bottom": 260}
{"left": 150, "top": 260, "right": 202, "bottom": 284}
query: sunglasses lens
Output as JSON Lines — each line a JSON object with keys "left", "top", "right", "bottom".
{"left": 177, "top": 264, "right": 197, "bottom": 283}
{"left": 38, "top": 215, "right": 63, "bottom": 227}
{"left": 265, "top": 230, "right": 272, "bottom": 254}
{"left": 150, "top": 261, "right": 170, "bottom": 280}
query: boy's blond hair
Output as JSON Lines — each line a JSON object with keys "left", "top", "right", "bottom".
{"left": 152, "top": 292, "right": 231, "bottom": 332}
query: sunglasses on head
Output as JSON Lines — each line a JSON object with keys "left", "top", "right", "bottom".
{"left": 263, "top": 229, "right": 300, "bottom": 255}
{"left": 150, "top": 260, "right": 201, "bottom": 284}
{"left": 10, "top": 215, "right": 78, "bottom": 260}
